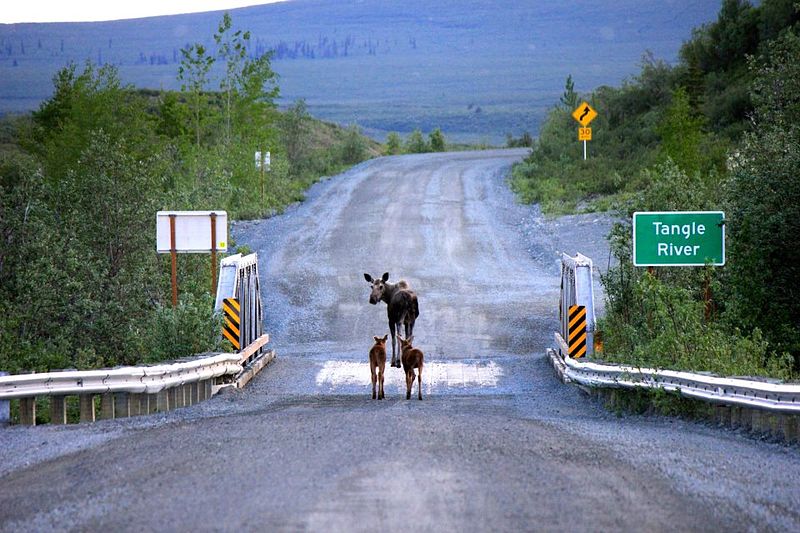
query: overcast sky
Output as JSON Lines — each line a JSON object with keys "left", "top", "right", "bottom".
{"left": 1, "top": 1, "right": 288, "bottom": 24}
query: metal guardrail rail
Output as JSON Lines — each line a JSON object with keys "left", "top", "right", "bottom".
{"left": 0, "top": 353, "right": 242, "bottom": 400}
{"left": 551, "top": 333, "right": 800, "bottom": 414}
{"left": 0, "top": 334, "right": 272, "bottom": 426}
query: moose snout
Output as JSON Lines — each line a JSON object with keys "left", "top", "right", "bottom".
{"left": 369, "top": 296, "right": 378, "bottom": 305}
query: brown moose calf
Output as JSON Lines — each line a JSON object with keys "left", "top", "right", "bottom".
{"left": 399, "top": 336, "right": 424, "bottom": 400}
{"left": 369, "top": 335, "right": 388, "bottom": 400}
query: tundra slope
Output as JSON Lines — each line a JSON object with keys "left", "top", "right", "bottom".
{"left": 1, "top": 150, "right": 798, "bottom": 531}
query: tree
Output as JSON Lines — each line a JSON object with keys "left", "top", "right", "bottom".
{"left": 560, "top": 74, "right": 578, "bottom": 110}
{"left": 405, "top": 129, "right": 429, "bottom": 153}
{"left": 178, "top": 42, "right": 214, "bottom": 146}
{"left": 340, "top": 124, "right": 366, "bottom": 164}
{"left": 429, "top": 128, "right": 446, "bottom": 152}
{"left": 655, "top": 88, "right": 705, "bottom": 175}
{"left": 214, "top": 12, "right": 279, "bottom": 145}
{"left": 385, "top": 132, "right": 401, "bottom": 155}
{"left": 725, "top": 28, "right": 800, "bottom": 363}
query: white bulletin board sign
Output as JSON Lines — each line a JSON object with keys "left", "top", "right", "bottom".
{"left": 156, "top": 211, "right": 228, "bottom": 253}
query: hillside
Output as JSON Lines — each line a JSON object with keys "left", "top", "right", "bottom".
{"left": 0, "top": 0, "right": 721, "bottom": 143}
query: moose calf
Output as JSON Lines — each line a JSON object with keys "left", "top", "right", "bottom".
{"left": 369, "top": 335, "right": 388, "bottom": 400}
{"left": 399, "top": 336, "right": 424, "bottom": 400}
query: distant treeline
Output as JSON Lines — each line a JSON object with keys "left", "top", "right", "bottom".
{"left": 0, "top": 33, "right": 419, "bottom": 69}
{"left": 512, "top": 0, "right": 800, "bottom": 378}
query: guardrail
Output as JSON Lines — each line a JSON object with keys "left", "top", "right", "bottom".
{"left": 553, "top": 252, "right": 799, "bottom": 442}
{"left": 549, "top": 333, "right": 800, "bottom": 441}
{"left": 0, "top": 334, "right": 272, "bottom": 426}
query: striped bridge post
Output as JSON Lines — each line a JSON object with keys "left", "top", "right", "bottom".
{"left": 568, "top": 304, "right": 587, "bottom": 358}
{"left": 222, "top": 298, "right": 241, "bottom": 351}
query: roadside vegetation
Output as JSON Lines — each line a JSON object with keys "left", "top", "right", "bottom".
{"left": 512, "top": 0, "right": 800, "bottom": 378}
{"left": 383, "top": 127, "right": 449, "bottom": 155}
{"left": 0, "top": 13, "right": 378, "bottom": 374}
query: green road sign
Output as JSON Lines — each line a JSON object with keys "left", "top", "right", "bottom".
{"left": 633, "top": 211, "right": 725, "bottom": 266}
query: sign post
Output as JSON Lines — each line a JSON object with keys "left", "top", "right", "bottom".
{"left": 633, "top": 211, "right": 725, "bottom": 267}
{"left": 156, "top": 211, "right": 228, "bottom": 306}
{"left": 169, "top": 214, "right": 178, "bottom": 307}
{"left": 572, "top": 101, "right": 597, "bottom": 160}
{"left": 255, "top": 149, "right": 271, "bottom": 205}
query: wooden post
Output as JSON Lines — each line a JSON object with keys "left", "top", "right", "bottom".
{"left": 210, "top": 212, "right": 217, "bottom": 298}
{"left": 0, "top": 371, "right": 9, "bottom": 426}
{"left": 147, "top": 393, "right": 159, "bottom": 414}
{"left": 169, "top": 214, "right": 178, "bottom": 307}
{"left": 79, "top": 394, "right": 95, "bottom": 423}
{"left": 703, "top": 269, "right": 714, "bottom": 322}
{"left": 50, "top": 395, "right": 67, "bottom": 425}
{"left": 114, "top": 393, "right": 130, "bottom": 418}
{"left": 100, "top": 393, "right": 115, "bottom": 420}
{"left": 129, "top": 393, "right": 142, "bottom": 417}
{"left": 156, "top": 389, "right": 170, "bottom": 412}
{"left": 20, "top": 397, "right": 36, "bottom": 426}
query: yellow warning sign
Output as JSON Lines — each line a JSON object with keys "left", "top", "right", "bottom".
{"left": 568, "top": 304, "right": 587, "bottom": 358}
{"left": 578, "top": 127, "right": 592, "bottom": 141}
{"left": 223, "top": 298, "right": 240, "bottom": 350}
{"left": 572, "top": 102, "right": 597, "bottom": 127}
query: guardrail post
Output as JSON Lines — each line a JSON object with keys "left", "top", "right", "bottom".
{"left": 146, "top": 393, "right": 159, "bottom": 414}
{"left": 168, "top": 387, "right": 179, "bottom": 409}
{"left": 20, "top": 397, "right": 36, "bottom": 425}
{"left": 129, "top": 393, "right": 142, "bottom": 416}
{"left": 0, "top": 371, "right": 9, "bottom": 426}
{"left": 100, "top": 393, "right": 115, "bottom": 420}
{"left": 198, "top": 379, "right": 208, "bottom": 401}
{"left": 156, "top": 389, "right": 170, "bottom": 412}
{"left": 79, "top": 394, "right": 95, "bottom": 423}
{"left": 114, "top": 393, "right": 131, "bottom": 418}
{"left": 784, "top": 417, "right": 798, "bottom": 443}
{"left": 139, "top": 394, "right": 150, "bottom": 415}
{"left": 50, "top": 395, "right": 68, "bottom": 424}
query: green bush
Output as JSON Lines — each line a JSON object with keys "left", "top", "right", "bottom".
{"left": 141, "top": 293, "right": 225, "bottom": 363}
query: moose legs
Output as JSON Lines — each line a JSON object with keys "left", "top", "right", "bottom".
{"left": 388, "top": 320, "right": 398, "bottom": 368}
{"left": 405, "top": 365, "right": 423, "bottom": 400}
{"left": 370, "top": 360, "right": 385, "bottom": 400}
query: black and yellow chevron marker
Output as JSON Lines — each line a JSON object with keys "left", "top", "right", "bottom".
{"left": 568, "top": 304, "right": 587, "bottom": 358}
{"left": 222, "top": 298, "right": 240, "bottom": 351}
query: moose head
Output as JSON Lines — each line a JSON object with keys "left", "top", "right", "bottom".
{"left": 364, "top": 272, "right": 390, "bottom": 305}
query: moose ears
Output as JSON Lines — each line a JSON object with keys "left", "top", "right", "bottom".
{"left": 373, "top": 334, "right": 388, "bottom": 342}
{"left": 363, "top": 272, "right": 390, "bottom": 283}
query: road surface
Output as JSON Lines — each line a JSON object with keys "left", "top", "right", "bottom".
{"left": 1, "top": 150, "right": 799, "bottom": 532}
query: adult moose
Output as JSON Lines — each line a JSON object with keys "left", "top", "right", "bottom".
{"left": 363, "top": 272, "right": 419, "bottom": 368}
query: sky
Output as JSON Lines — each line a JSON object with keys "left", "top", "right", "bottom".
{"left": 1, "top": 1, "right": 288, "bottom": 24}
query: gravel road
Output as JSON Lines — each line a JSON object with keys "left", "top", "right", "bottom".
{"left": 1, "top": 150, "right": 799, "bottom": 532}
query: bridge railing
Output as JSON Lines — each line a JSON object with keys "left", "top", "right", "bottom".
{"left": 552, "top": 253, "right": 800, "bottom": 441}
{"left": 560, "top": 252, "right": 596, "bottom": 358}
{"left": 1, "top": 254, "right": 273, "bottom": 426}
